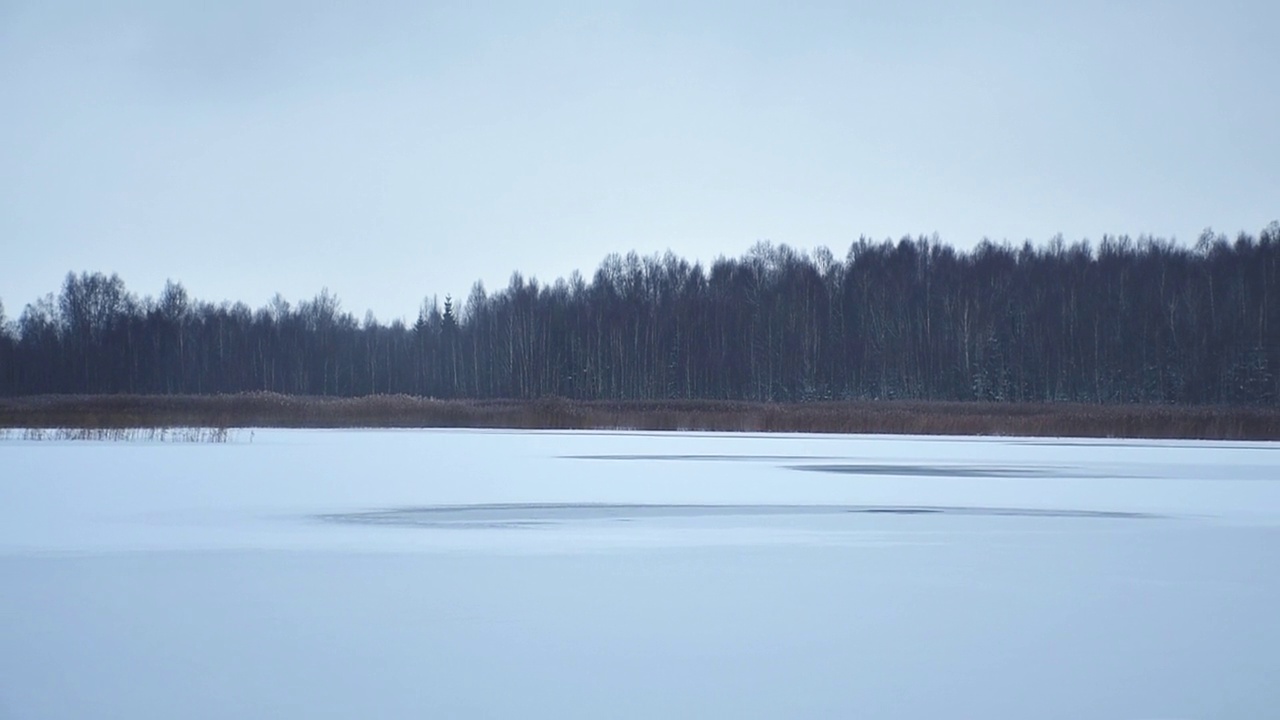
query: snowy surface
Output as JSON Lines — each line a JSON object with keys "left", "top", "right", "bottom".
{"left": 2, "top": 429, "right": 1278, "bottom": 719}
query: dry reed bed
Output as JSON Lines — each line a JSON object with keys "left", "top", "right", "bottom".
{"left": 0, "top": 394, "right": 1276, "bottom": 440}
{"left": 2, "top": 426, "right": 234, "bottom": 443}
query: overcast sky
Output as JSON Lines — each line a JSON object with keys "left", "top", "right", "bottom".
{"left": 2, "top": 0, "right": 1277, "bottom": 321}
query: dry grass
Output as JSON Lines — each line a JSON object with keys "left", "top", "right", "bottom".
{"left": 0, "top": 394, "right": 1276, "bottom": 440}
{"left": 1, "top": 426, "right": 234, "bottom": 443}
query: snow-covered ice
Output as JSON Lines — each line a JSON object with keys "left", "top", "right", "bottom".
{"left": 2, "top": 429, "right": 1278, "bottom": 719}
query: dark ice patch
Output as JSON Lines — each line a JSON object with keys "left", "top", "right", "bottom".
{"left": 318, "top": 503, "right": 1158, "bottom": 529}
{"left": 788, "top": 464, "right": 1068, "bottom": 478}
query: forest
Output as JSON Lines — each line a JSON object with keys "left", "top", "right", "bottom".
{"left": 1, "top": 225, "right": 1276, "bottom": 405}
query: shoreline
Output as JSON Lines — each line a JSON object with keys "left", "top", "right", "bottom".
{"left": 1, "top": 394, "right": 1276, "bottom": 441}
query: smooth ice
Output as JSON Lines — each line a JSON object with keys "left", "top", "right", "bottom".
{"left": 2, "top": 429, "right": 1278, "bottom": 719}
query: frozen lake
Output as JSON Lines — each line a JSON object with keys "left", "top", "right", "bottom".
{"left": 2, "top": 429, "right": 1279, "bottom": 719}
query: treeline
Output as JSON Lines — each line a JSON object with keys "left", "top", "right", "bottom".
{"left": 1, "top": 225, "right": 1277, "bottom": 404}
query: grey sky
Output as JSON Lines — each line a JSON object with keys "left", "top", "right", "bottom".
{"left": 2, "top": 0, "right": 1276, "bottom": 322}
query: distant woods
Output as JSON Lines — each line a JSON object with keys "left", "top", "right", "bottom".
{"left": 1, "top": 225, "right": 1277, "bottom": 405}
